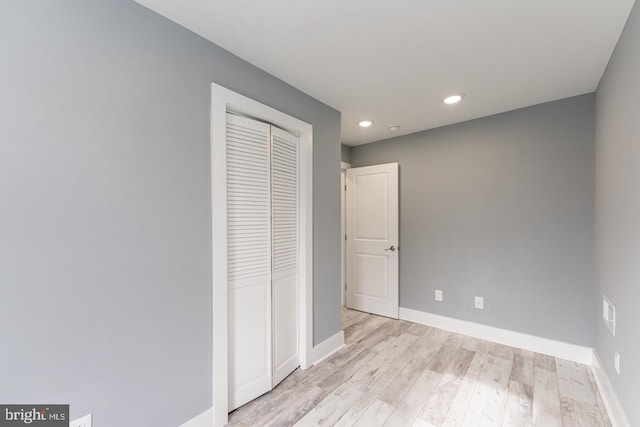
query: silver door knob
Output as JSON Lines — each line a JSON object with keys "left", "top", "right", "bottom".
{"left": 385, "top": 245, "right": 396, "bottom": 252}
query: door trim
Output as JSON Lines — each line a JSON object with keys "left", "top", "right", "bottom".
{"left": 340, "top": 161, "right": 351, "bottom": 307}
{"left": 210, "top": 84, "right": 313, "bottom": 426}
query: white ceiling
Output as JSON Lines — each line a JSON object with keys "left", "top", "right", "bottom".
{"left": 134, "top": 0, "right": 635, "bottom": 146}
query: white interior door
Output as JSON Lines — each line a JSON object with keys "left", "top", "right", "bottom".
{"left": 226, "top": 114, "right": 301, "bottom": 411}
{"left": 346, "top": 163, "right": 399, "bottom": 319}
{"left": 271, "top": 127, "right": 300, "bottom": 386}
{"left": 226, "top": 114, "right": 273, "bottom": 410}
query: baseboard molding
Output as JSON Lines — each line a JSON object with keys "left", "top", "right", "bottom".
{"left": 399, "top": 307, "right": 593, "bottom": 364}
{"left": 591, "top": 350, "right": 630, "bottom": 427}
{"left": 180, "top": 406, "right": 214, "bottom": 427}
{"left": 312, "top": 330, "right": 345, "bottom": 365}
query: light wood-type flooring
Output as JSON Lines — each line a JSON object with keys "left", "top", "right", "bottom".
{"left": 227, "top": 309, "right": 610, "bottom": 426}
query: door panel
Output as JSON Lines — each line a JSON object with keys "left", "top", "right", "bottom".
{"left": 226, "top": 114, "right": 272, "bottom": 410}
{"left": 346, "top": 163, "right": 399, "bottom": 319}
{"left": 354, "top": 173, "right": 388, "bottom": 240}
{"left": 271, "top": 127, "right": 300, "bottom": 386}
{"left": 355, "top": 254, "right": 388, "bottom": 299}
{"left": 228, "top": 281, "right": 271, "bottom": 409}
{"left": 272, "top": 269, "right": 299, "bottom": 385}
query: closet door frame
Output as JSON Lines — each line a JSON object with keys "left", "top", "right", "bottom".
{"left": 210, "top": 83, "right": 313, "bottom": 427}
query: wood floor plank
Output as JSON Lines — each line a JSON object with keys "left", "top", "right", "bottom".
{"left": 294, "top": 383, "right": 363, "bottom": 426}
{"left": 351, "top": 399, "right": 395, "bottom": 427}
{"left": 343, "top": 314, "right": 389, "bottom": 345}
{"left": 363, "top": 331, "right": 438, "bottom": 397}
{"left": 405, "top": 321, "right": 434, "bottom": 337}
{"left": 334, "top": 330, "right": 437, "bottom": 427}
{"left": 459, "top": 355, "right": 513, "bottom": 427}
{"left": 265, "top": 386, "right": 328, "bottom": 427}
{"left": 332, "top": 393, "right": 379, "bottom": 427}
{"left": 419, "top": 347, "right": 475, "bottom": 426}
{"left": 342, "top": 308, "right": 368, "bottom": 329}
{"left": 344, "top": 322, "right": 386, "bottom": 347}
{"left": 560, "top": 396, "right": 606, "bottom": 427}
{"left": 510, "top": 349, "right": 534, "bottom": 386}
{"left": 533, "top": 353, "right": 556, "bottom": 372}
{"left": 319, "top": 322, "right": 403, "bottom": 393}
{"left": 427, "top": 333, "right": 464, "bottom": 373}
{"left": 348, "top": 333, "right": 419, "bottom": 393}
{"left": 382, "top": 369, "right": 442, "bottom": 427}
{"left": 488, "top": 343, "right": 516, "bottom": 361}
{"left": 556, "top": 358, "right": 596, "bottom": 405}
{"left": 378, "top": 328, "right": 449, "bottom": 407}
{"left": 411, "top": 418, "right": 433, "bottom": 427}
{"left": 502, "top": 380, "right": 533, "bottom": 427}
{"left": 325, "top": 344, "right": 373, "bottom": 372}
{"left": 440, "top": 339, "right": 491, "bottom": 427}
{"left": 532, "top": 366, "right": 563, "bottom": 427}
{"left": 318, "top": 347, "right": 380, "bottom": 393}
{"left": 229, "top": 368, "right": 326, "bottom": 425}
{"left": 326, "top": 321, "right": 400, "bottom": 372}
{"left": 371, "top": 335, "right": 397, "bottom": 353}
{"left": 461, "top": 336, "right": 482, "bottom": 352}
{"left": 479, "top": 359, "right": 513, "bottom": 426}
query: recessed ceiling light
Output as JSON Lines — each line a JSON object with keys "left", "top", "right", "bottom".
{"left": 389, "top": 125, "right": 401, "bottom": 131}
{"left": 443, "top": 94, "right": 465, "bottom": 104}
{"left": 358, "top": 120, "right": 373, "bottom": 127}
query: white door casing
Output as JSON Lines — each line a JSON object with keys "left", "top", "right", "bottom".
{"left": 346, "top": 163, "right": 399, "bottom": 319}
{"left": 211, "top": 84, "right": 313, "bottom": 427}
{"left": 340, "top": 162, "right": 351, "bottom": 307}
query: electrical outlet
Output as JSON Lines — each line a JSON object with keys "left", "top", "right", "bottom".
{"left": 614, "top": 350, "right": 621, "bottom": 375}
{"left": 474, "top": 296, "right": 484, "bottom": 310}
{"left": 70, "top": 414, "right": 92, "bottom": 427}
{"left": 435, "top": 289, "right": 443, "bottom": 302}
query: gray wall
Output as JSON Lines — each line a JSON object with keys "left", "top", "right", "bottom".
{"left": 595, "top": 1, "right": 640, "bottom": 424}
{"left": 351, "top": 94, "right": 595, "bottom": 346}
{"left": 341, "top": 144, "right": 352, "bottom": 163}
{"left": 0, "top": 1, "right": 341, "bottom": 426}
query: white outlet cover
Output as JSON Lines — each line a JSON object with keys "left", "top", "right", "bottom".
{"left": 474, "top": 296, "right": 484, "bottom": 309}
{"left": 614, "top": 350, "right": 621, "bottom": 375}
{"left": 603, "top": 295, "right": 616, "bottom": 336}
{"left": 435, "top": 290, "right": 443, "bottom": 302}
{"left": 70, "top": 413, "right": 92, "bottom": 427}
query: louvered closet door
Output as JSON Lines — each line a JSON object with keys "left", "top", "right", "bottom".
{"left": 271, "top": 127, "right": 300, "bottom": 386}
{"left": 226, "top": 113, "right": 272, "bottom": 411}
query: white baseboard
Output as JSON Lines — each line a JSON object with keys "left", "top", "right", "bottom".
{"left": 180, "top": 406, "right": 214, "bottom": 427}
{"left": 591, "top": 350, "right": 630, "bottom": 427}
{"left": 312, "top": 330, "right": 345, "bottom": 365}
{"left": 399, "top": 307, "right": 593, "bottom": 364}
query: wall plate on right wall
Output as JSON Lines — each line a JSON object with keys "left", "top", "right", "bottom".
{"left": 602, "top": 295, "right": 616, "bottom": 336}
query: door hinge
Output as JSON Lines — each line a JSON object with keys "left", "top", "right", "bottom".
{"left": 345, "top": 234, "right": 347, "bottom": 241}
